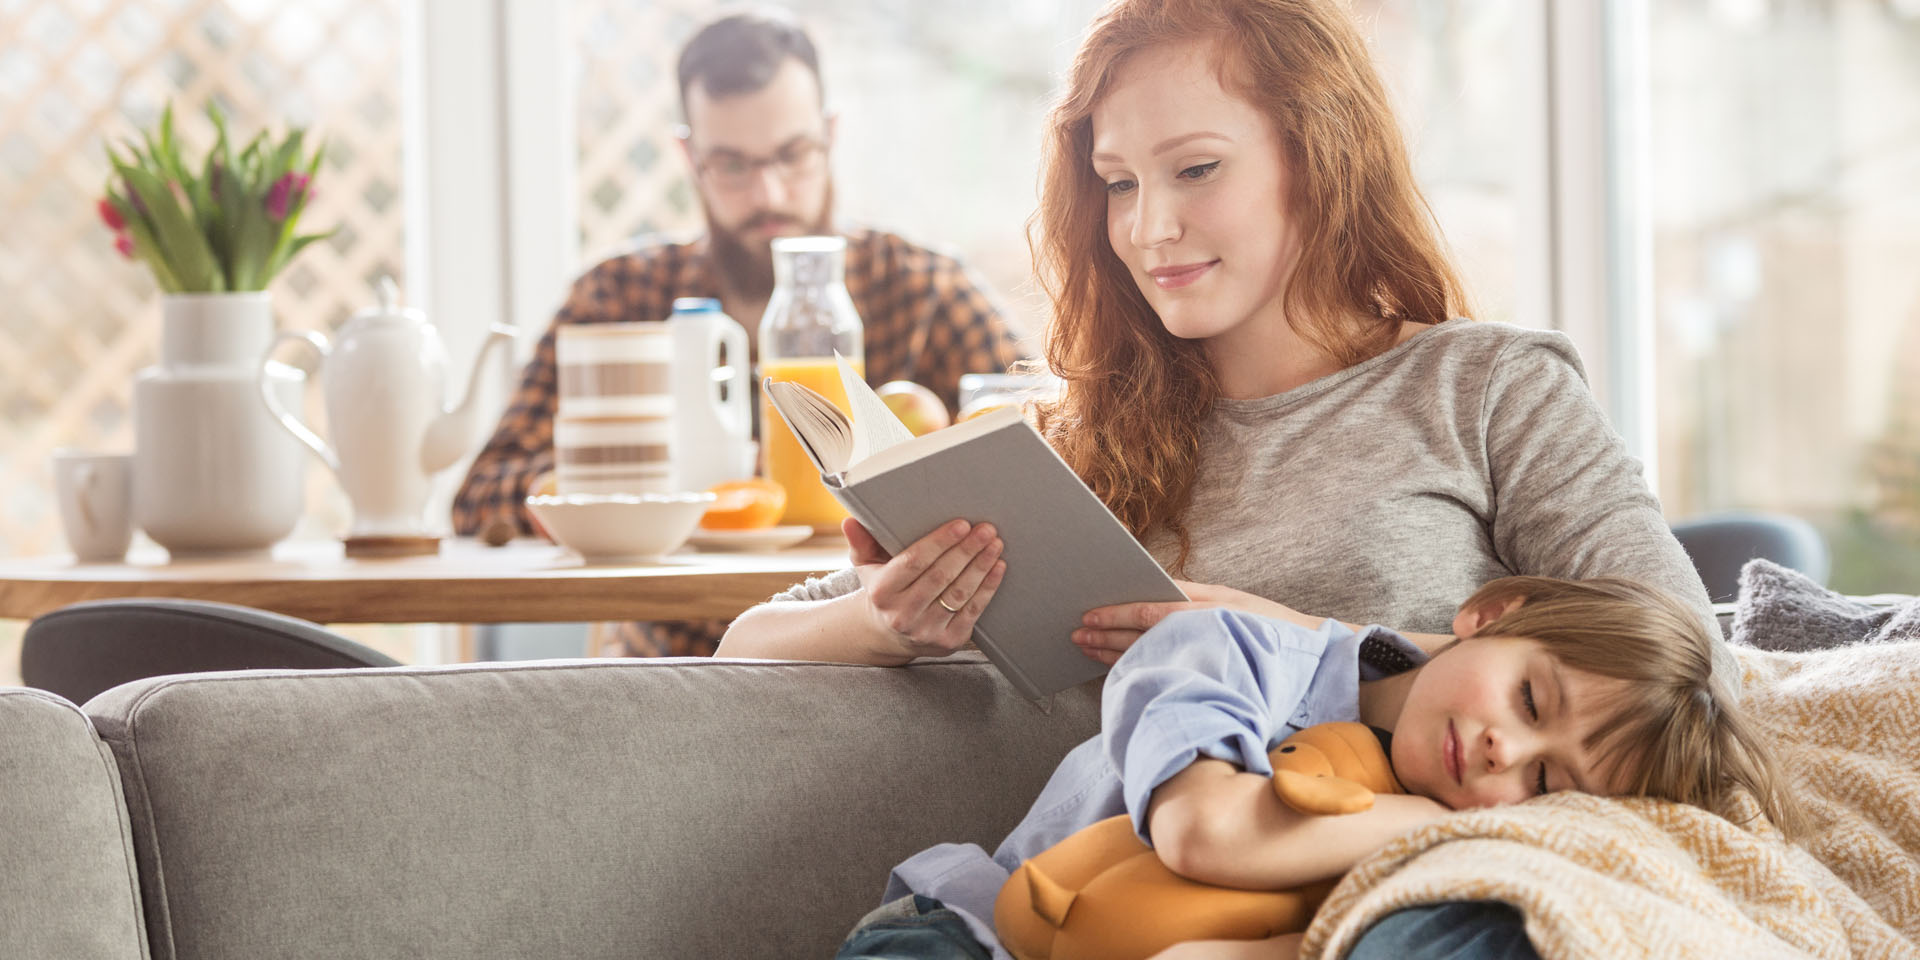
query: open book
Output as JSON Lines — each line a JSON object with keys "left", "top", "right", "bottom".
{"left": 763, "top": 355, "right": 1186, "bottom": 700}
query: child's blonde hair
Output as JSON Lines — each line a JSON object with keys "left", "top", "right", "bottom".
{"left": 1459, "top": 576, "right": 1807, "bottom": 838}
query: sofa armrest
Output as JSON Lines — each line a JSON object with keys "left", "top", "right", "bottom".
{"left": 0, "top": 687, "right": 147, "bottom": 960}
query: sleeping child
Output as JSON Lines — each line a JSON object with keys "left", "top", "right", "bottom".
{"left": 836, "top": 576, "right": 1803, "bottom": 960}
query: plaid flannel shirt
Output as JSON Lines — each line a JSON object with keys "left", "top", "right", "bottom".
{"left": 453, "top": 227, "right": 1026, "bottom": 656}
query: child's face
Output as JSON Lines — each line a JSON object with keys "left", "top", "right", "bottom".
{"left": 1390, "top": 636, "right": 1630, "bottom": 809}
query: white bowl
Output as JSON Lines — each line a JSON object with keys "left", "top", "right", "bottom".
{"left": 525, "top": 492, "right": 717, "bottom": 564}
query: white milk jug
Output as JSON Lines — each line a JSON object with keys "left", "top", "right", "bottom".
{"left": 667, "top": 298, "right": 754, "bottom": 492}
{"left": 259, "top": 278, "right": 517, "bottom": 538}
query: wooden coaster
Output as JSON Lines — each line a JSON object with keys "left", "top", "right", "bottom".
{"left": 343, "top": 535, "right": 442, "bottom": 559}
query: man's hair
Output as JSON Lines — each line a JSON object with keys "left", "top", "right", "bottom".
{"left": 1459, "top": 576, "right": 1808, "bottom": 838}
{"left": 676, "top": 8, "right": 823, "bottom": 122}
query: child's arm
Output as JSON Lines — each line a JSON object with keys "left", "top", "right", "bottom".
{"left": 1147, "top": 757, "right": 1451, "bottom": 890}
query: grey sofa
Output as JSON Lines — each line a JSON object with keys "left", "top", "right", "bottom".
{"left": 2, "top": 653, "right": 1099, "bottom": 960}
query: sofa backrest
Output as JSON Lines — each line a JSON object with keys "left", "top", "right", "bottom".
{"left": 83, "top": 655, "right": 1100, "bottom": 960}
{"left": 0, "top": 687, "right": 149, "bottom": 960}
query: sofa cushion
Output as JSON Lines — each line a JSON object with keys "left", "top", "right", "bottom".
{"left": 0, "top": 687, "right": 148, "bottom": 960}
{"left": 1730, "top": 557, "right": 1919, "bottom": 651}
{"left": 85, "top": 654, "right": 1099, "bottom": 960}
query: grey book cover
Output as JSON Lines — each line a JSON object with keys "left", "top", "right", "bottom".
{"left": 826, "top": 415, "right": 1187, "bottom": 700}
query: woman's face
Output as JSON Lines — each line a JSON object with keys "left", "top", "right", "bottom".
{"left": 1090, "top": 39, "right": 1301, "bottom": 342}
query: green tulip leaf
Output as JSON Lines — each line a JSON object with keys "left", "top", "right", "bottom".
{"left": 101, "top": 100, "right": 329, "bottom": 294}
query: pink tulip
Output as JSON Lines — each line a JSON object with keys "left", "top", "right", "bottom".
{"left": 114, "top": 232, "right": 134, "bottom": 260}
{"left": 97, "top": 197, "right": 125, "bottom": 231}
{"left": 266, "top": 172, "right": 311, "bottom": 220}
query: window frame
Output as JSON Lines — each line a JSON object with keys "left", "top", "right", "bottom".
{"left": 1520, "top": 0, "right": 1658, "bottom": 481}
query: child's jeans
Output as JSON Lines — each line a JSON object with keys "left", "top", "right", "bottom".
{"left": 834, "top": 896, "right": 990, "bottom": 960}
{"left": 833, "top": 896, "right": 1538, "bottom": 960}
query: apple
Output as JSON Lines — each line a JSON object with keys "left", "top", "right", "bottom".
{"left": 877, "top": 380, "right": 952, "bottom": 436}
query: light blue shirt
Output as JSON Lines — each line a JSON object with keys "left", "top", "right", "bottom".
{"left": 882, "top": 609, "right": 1430, "bottom": 957}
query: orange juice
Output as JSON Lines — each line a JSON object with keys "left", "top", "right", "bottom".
{"left": 762, "top": 356, "right": 864, "bottom": 531}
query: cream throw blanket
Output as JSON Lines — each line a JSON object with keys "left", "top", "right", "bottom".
{"left": 1305, "top": 636, "right": 1920, "bottom": 959}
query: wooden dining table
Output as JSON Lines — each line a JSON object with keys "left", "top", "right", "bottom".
{"left": 0, "top": 538, "right": 850, "bottom": 625}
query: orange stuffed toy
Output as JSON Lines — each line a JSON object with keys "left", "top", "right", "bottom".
{"left": 993, "top": 722, "right": 1402, "bottom": 960}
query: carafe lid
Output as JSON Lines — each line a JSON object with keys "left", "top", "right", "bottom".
{"left": 771, "top": 235, "right": 847, "bottom": 287}
{"left": 672, "top": 297, "right": 722, "bottom": 313}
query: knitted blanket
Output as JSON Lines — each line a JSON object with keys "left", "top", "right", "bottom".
{"left": 1306, "top": 568, "right": 1920, "bottom": 959}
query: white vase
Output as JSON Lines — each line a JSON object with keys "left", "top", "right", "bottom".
{"left": 133, "top": 292, "right": 307, "bottom": 557}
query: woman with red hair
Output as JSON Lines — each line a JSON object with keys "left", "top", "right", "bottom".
{"left": 728, "top": 2, "right": 1716, "bottom": 955}
{"left": 719, "top": 0, "right": 1712, "bottom": 692}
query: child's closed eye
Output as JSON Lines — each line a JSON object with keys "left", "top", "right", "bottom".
{"left": 1522, "top": 679, "right": 1550, "bottom": 795}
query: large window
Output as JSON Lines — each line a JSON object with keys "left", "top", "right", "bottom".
{"left": 11, "top": 0, "right": 1909, "bottom": 647}
{"left": 571, "top": 0, "right": 1110, "bottom": 340}
{"left": 0, "top": 0, "right": 408, "bottom": 556}
{"left": 0, "top": 0, "right": 413, "bottom": 680}
{"left": 569, "top": 0, "right": 1527, "bottom": 338}
{"left": 1647, "top": 0, "right": 1920, "bottom": 592}
{"left": 1362, "top": 0, "right": 1526, "bottom": 328}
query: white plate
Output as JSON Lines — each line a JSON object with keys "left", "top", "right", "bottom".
{"left": 686, "top": 525, "right": 818, "bottom": 552}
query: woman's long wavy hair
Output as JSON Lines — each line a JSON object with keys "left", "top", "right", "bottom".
{"left": 1029, "top": 0, "right": 1469, "bottom": 570}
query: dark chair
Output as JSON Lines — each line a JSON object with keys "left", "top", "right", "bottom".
{"left": 21, "top": 598, "right": 401, "bottom": 705}
{"left": 1670, "top": 511, "right": 1830, "bottom": 603}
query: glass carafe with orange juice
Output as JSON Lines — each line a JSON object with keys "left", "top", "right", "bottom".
{"left": 759, "top": 236, "right": 864, "bottom": 532}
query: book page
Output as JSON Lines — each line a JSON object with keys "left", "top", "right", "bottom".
{"left": 836, "top": 351, "right": 916, "bottom": 468}
{"left": 762, "top": 378, "right": 856, "bottom": 475}
{"left": 846, "top": 406, "right": 1021, "bottom": 485}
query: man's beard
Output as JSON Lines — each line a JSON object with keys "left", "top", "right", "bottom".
{"left": 704, "top": 181, "right": 836, "bottom": 302}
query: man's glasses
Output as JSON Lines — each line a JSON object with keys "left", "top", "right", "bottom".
{"left": 684, "top": 132, "right": 829, "bottom": 191}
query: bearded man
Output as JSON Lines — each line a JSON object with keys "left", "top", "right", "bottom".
{"left": 454, "top": 10, "right": 1024, "bottom": 656}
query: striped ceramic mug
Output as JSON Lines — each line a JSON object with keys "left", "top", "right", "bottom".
{"left": 555, "top": 322, "right": 673, "bottom": 419}
{"left": 553, "top": 415, "right": 672, "bottom": 495}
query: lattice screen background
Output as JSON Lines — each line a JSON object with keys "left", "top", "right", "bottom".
{"left": 0, "top": 0, "right": 405, "bottom": 560}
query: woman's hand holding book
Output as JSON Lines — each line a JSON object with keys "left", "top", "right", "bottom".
{"left": 847, "top": 516, "right": 1007, "bottom": 661}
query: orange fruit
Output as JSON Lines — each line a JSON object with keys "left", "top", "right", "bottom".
{"left": 957, "top": 398, "right": 1017, "bottom": 423}
{"left": 700, "top": 478, "right": 788, "bottom": 530}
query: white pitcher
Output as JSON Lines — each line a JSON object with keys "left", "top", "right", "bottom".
{"left": 667, "top": 297, "right": 755, "bottom": 492}
{"left": 259, "top": 278, "right": 517, "bottom": 538}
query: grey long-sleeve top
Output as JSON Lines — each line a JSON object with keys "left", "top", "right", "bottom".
{"left": 771, "top": 321, "right": 1718, "bottom": 670}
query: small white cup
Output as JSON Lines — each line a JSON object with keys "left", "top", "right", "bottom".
{"left": 53, "top": 450, "right": 134, "bottom": 563}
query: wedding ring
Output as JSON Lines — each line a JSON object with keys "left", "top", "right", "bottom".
{"left": 938, "top": 596, "right": 963, "bottom": 614}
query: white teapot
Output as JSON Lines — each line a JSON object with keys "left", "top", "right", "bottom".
{"left": 259, "top": 278, "right": 517, "bottom": 538}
